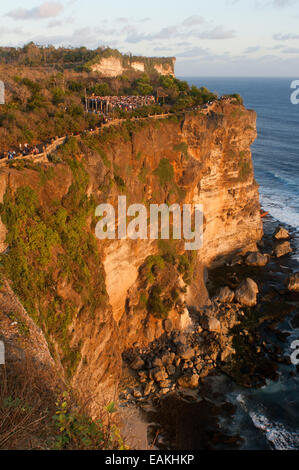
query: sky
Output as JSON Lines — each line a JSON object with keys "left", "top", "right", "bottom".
{"left": 0, "top": 0, "right": 299, "bottom": 76}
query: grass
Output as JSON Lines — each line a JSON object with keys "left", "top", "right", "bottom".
{"left": 0, "top": 359, "right": 124, "bottom": 450}
{"left": 8, "top": 312, "right": 30, "bottom": 337}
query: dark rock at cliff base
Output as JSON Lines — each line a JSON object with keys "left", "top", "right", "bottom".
{"left": 202, "top": 315, "right": 221, "bottom": 333}
{"left": 215, "top": 286, "right": 235, "bottom": 303}
{"left": 274, "top": 241, "right": 292, "bottom": 258}
{"left": 151, "top": 367, "right": 168, "bottom": 383}
{"left": 291, "top": 313, "right": 299, "bottom": 329}
{"left": 273, "top": 226, "right": 290, "bottom": 240}
{"left": 163, "top": 319, "right": 173, "bottom": 334}
{"left": 176, "top": 344, "right": 195, "bottom": 360}
{"left": 235, "top": 278, "right": 259, "bottom": 307}
{"left": 177, "top": 373, "right": 199, "bottom": 390}
{"left": 245, "top": 252, "right": 269, "bottom": 267}
{"left": 228, "top": 255, "right": 243, "bottom": 267}
{"left": 286, "top": 272, "right": 299, "bottom": 292}
{"left": 130, "top": 356, "right": 145, "bottom": 370}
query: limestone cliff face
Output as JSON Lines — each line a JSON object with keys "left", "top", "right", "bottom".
{"left": 91, "top": 57, "right": 125, "bottom": 77}
{"left": 91, "top": 56, "right": 176, "bottom": 77}
{"left": 0, "top": 100, "right": 262, "bottom": 411}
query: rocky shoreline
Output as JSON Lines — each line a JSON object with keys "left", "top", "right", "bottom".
{"left": 118, "top": 215, "right": 299, "bottom": 449}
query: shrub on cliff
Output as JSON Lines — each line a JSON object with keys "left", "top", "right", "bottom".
{"left": 0, "top": 157, "right": 107, "bottom": 378}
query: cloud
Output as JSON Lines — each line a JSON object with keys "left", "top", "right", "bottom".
{"left": 229, "top": 0, "right": 298, "bottom": 7}
{"left": 125, "top": 25, "right": 178, "bottom": 43}
{"left": 176, "top": 46, "right": 210, "bottom": 58}
{"left": 182, "top": 15, "right": 205, "bottom": 27}
{"left": 195, "top": 26, "right": 236, "bottom": 40}
{"left": 269, "top": 0, "right": 297, "bottom": 7}
{"left": 245, "top": 46, "right": 261, "bottom": 53}
{"left": 273, "top": 32, "right": 299, "bottom": 40}
{"left": 6, "top": 1, "right": 64, "bottom": 21}
{"left": 282, "top": 46, "right": 299, "bottom": 53}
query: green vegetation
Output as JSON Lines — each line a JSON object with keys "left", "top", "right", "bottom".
{"left": 173, "top": 142, "right": 189, "bottom": 158}
{"left": 153, "top": 158, "right": 186, "bottom": 202}
{"left": 0, "top": 150, "right": 107, "bottom": 378}
{"left": 223, "top": 93, "right": 244, "bottom": 105}
{"left": 140, "top": 245, "right": 198, "bottom": 320}
{"left": 8, "top": 312, "right": 30, "bottom": 337}
{"left": 144, "top": 255, "right": 165, "bottom": 284}
{"left": 178, "top": 252, "right": 197, "bottom": 285}
{"left": 0, "top": 362, "right": 125, "bottom": 450}
{"left": 147, "top": 285, "right": 172, "bottom": 319}
{"left": 53, "top": 393, "right": 124, "bottom": 450}
{"left": 239, "top": 152, "right": 251, "bottom": 181}
{"left": 154, "top": 158, "right": 174, "bottom": 187}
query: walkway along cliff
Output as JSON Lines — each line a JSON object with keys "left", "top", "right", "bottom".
{"left": 0, "top": 98, "right": 263, "bottom": 416}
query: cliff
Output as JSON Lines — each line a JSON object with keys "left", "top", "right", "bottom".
{"left": 89, "top": 50, "right": 176, "bottom": 77}
{"left": 0, "top": 99, "right": 262, "bottom": 415}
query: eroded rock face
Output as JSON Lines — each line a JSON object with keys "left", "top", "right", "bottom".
{"left": 91, "top": 56, "right": 176, "bottom": 77}
{"left": 235, "top": 278, "right": 259, "bottom": 307}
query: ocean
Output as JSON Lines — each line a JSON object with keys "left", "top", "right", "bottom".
{"left": 181, "top": 77, "right": 299, "bottom": 450}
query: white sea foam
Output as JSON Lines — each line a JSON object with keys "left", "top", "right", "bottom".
{"left": 260, "top": 194, "right": 299, "bottom": 230}
{"left": 249, "top": 411, "right": 299, "bottom": 450}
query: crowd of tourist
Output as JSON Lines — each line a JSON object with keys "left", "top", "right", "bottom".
{"left": 1, "top": 143, "right": 44, "bottom": 160}
{"left": 87, "top": 95, "right": 156, "bottom": 114}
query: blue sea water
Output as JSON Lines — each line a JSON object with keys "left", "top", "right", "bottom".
{"left": 182, "top": 77, "right": 299, "bottom": 450}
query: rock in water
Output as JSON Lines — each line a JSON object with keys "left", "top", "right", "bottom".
{"left": 287, "top": 272, "right": 299, "bottom": 292}
{"left": 273, "top": 226, "right": 290, "bottom": 240}
{"left": 245, "top": 252, "right": 269, "bottom": 267}
{"left": 274, "top": 241, "right": 292, "bottom": 258}
{"left": 235, "top": 278, "right": 259, "bottom": 307}
{"left": 215, "top": 286, "right": 235, "bottom": 303}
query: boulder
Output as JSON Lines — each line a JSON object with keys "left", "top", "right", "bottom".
{"left": 167, "top": 365, "right": 176, "bottom": 376}
{"left": 152, "top": 368, "right": 168, "bottom": 383}
{"left": 159, "top": 380, "right": 172, "bottom": 389}
{"left": 130, "top": 356, "right": 145, "bottom": 371}
{"left": 235, "top": 278, "right": 259, "bottom": 307}
{"left": 286, "top": 272, "right": 299, "bottom": 292}
{"left": 176, "top": 344, "right": 195, "bottom": 360}
{"left": 177, "top": 373, "right": 199, "bottom": 390}
{"left": 221, "top": 345, "right": 235, "bottom": 362}
{"left": 163, "top": 319, "right": 173, "bottom": 334}
{"left": 245, "top": 252, "right": 269, "bottom": 267}
{"left": 273, "top": 226, "right": 290, "bottom": 240}
{"left": 161, "top": 352, "right": 175, "bottom": 366}
{"left": 215, "top": 286, "right": 235, "bottom": 303}
{"left": 274, "top": 241, "right": 292, "bottom": 258}
{"left": 152, "top": 357, "right": 163, "bottom": 368}
{"left": 143, "top": 382, "right": 154, "bottom": 397}
{"left": 202, "top": 315, "right": 221, "bottom": 333}
{"left": 133, "top": 389, "right": 142, "bottom": 399}
{"left": 228, "top": 255, "right": 243, "bottom": 267}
